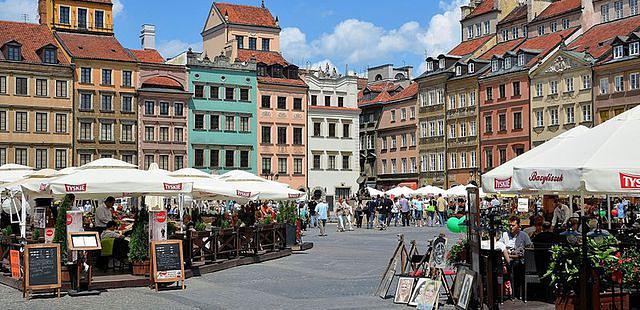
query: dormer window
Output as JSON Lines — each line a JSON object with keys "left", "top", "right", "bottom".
{"left": 438, "top": 58, "right": 445, "bottom": 69}
{"left": 468, "top": 63, "right": 475, "bottom": 73}
{"left": 426, "top": 61, "right": 433, "bottom": 72}
{"left": 518, "top": 54, "right": 525, "bottom": 66}
{"left": 491, "top": 60, "right": 498, "bottom": 72}
{"left": 455, "top": 66, "right": 462, "bottom": 76}
{"left": 6, "top": 44, "right": 21, "bottom": 61}
{"left": 630, "top": 42, "right": 639, "bottom": 56}
{"left": 257, "top": 64, "right": 267, "bottom": 76}
{"left": 613, "top": 45, "right": 624, "bottom": 59}
{"left": 504, "top": 57, "right": 511, "bottom": 69}
{"left": 43, "top": 48, "right": 57, "bottom": 64}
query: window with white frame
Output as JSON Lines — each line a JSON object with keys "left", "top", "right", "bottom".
{"left": 429, "top": 154, "right": 436, "bottom": 171}
{"left": 630, "top": 72, "right": 640, "bottom": 90}
{"left": 410, "top": 107, "right": 416, "bottom": 119}
{"left": 391, "top": 159, "right": 397, "bottom": 173}
{"left": 615, "top": 1, "right": 623, "bottom": 19}
{"left": 456, "top": 66, "right": 462, "bottom": 76}
{"left": 630, "top": 42, "right": 639, "bottom": 55}
{"left": 475, "top": 24, "right": 481, "bottom": 37}
{"left": 439, "top": 58, "right": 446, "bottom": 69}
{"left": 449, "top": 95, "right": 456, "bottom": 110}
{"left": 566, "top": 106, "right": 575, "bottom": 124}
{"left": 438, "top": 153, "right": 445, "bottom": 171}
{"left": 535, "top": 83, "right": 543, "bottom": 97}
{"left": 501, "top": 29, "right": 509, "bottom": 41}
{"left": 411, "top": 157, "right": 417, "bottom": 173}
{"left": 411, "top": 133, "right": 416, "bottom": 146}
{"left": 518, "top": 54, "right": 525, "bottom": 66}
{"left": 536, "top": 110, "right": 544, "bottom": 127}
{"left": 400, "top": 108, "right": 407, "bottom": 120}
{"left": 470, "top": 151, "right": 477, "bottom": 167}
{"left": 550, "top": 108, "right": 559, "bottom": 125}
{"left": 504, "top": 57, "right": 511, "bottom": 69}
{"left": 450, "top": 153, "right": 457, "bottom": 169}
{"left": 582, "top": 75, "right": 591, "bottom": 89}
{"left": 391, "top": 136, "right": 397, "bottom": 149}
{"left": 632, "top": 0, "right": 639, "bottom": 15}
{"left": 562, "top": 18, "right": 570, "bottom": 29}
{"left": 381, "top": 159, "right": 387, "bottom": 174}
{"left": 426, "top": 62, "right": 433, "bottom": 72}
{"left": 420, "top": 121, "right": 428, "bottom": 138}
{"left": 449, "top": 124, "right": 456, "bottom": 138}
{"left": 460, "top": 122, "right": 467, "bottom": 136}
{"left": 421, "top": 155, "right": 427, "bottom": 172}
{"left": 428, "top": 121, "right": 435, "bottom": 137}
{"left": 550, "top": 80, "right": 558, "bottom": 94}
{"left": 469, "top": 91, "right": 475, "bottom": 106}
{"left": 459, "top": 93, "right": 466, "bottom": 107}
{"left": 467, "top": 26, "right": 473, "bottom": 39}
{"left": 512, "top": 26, "right": 518, "bottom": 39}
{"left": 615, "top": 75, "right": 624, "bottom": 92}
{"left": 613, "top": 45, "right": 624, "bottom": 59}
{"left": 491, "top": 60, "right": 498, "bottom": 72}
{"left": 484, "top": 21, "right": 490, "bottom": 34}
{"left": 602, "top": 4, "right": 610, "bottom": 22}
{"left": 468, "top": 63, "right": 475, "bottom": 73}
{"left": 470, "top": 120, "right": 476, "bottom": 136}
{"left": 582, "top": 104, "right": 593, "bottom": 122}
{"left": 401, "top": 158, "right": 407, "bottom": 173}
{"left": 401, "top": 134, "right": 407, "bottom": 147}
{"left": 381, "top": 137, "right": 388, "bottom": 150}
{"left": 437, "top": 120, "right": 444, "bottom": 136}
{"left": 550, "top": 21, "right": 557, "bottom": 32}
{"left": 460, "top": 152, "right": 468, "bottom": 168}
{"left": 566, "top": 77, "right": 574, "bottom": 92}
{"left": 100, "top": 123, "right": 113, "bottom": 141}
{"left": 537, "top": 25, "right": 545, "bottom": 35}
{"left": 390, "top": 110, "right": 396, "bottom": 122}
{"left": 600, "top": 78, "right": 609, "bottom": 94}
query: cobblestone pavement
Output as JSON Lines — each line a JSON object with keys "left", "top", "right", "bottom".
{"left": 1, "top": 223, "right": 550, "bottom": 309}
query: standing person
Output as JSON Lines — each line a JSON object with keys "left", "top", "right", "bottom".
{"left": 500, "top": 216, "right": 533, "bottom": 300}
{"left": 367, "top": 198, "right": 377, "bottom": 229}
{"left": 335, "top": 198, "right": 345, "bottom": 232}
{"left": 95, "top": 196, "right": 115, "bottom": 235}
{"left": 413, "top": 196, "right": 424, "bottom": 227}
{"left": 315, "top": 198, "right": 329, "bottom": 237}
{"left": 426, "top": 198, "right": 436, "bottom": 227}
{"left": 298, "top": 202, "right": 308, "bottom": 231}
{"left": 390, "top": 198, "right": 399, "bottom": 227}
{"left": 551, "top": 198, "right": 572, "bottom": 229}
{"left": 308, "top": 199, "right": 317, "bottom": 228}
{"left": 399, "top": 195, "right": 410, "bottom": 227}
{"left": 384, "top": 195, "right": 394, "bottom": 227}
{"left": 491, "top": 195, "right": 501, "bottom": 209}
{"left": 436, "top": 194, "right": 447, "bottom": 227}
{"left": 355, "top": 199, "right": 364, "bottom": 228}
{"left": 377, "top": 196, "right": 388, "bottom": 230}
{"left": 343, "top": 198, "right": 354, "bottom": 231}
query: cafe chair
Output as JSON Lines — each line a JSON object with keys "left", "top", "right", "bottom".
{"left": 100, "top": 238, "right": 116, "bottom": 271}
{"left": 523, "top": 248, "right": 541, "bottom": 303}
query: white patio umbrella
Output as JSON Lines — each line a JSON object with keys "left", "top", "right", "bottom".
{"left": 0, "top": 163, "right": 34, "bottom": 185}
{"left": 512, "top": 106, "right": 640, "bottom": 194}
{"left": 217, "top": 170, "right": 305, "bottom": 200}
{"left": 446, "top": 185, "right": 468, "bottom": 197}
{"left": 167, "top": 168, "right": 252, "bottom": 201}
{"left": 145, "top": 163, "right": 167, "bottom": 211}
{"left": 366, "top": 186, "right": 385, "bottom": 197}
{"left": 482, "top": 125, "right": 590, "bottom": 193}
{"left": 414, "top": 185, "right": 446, "bottom": 197}
{"left": 385, "top": 186, "right": 414, "bottom": 197}
{"left": 46, "top": 158, "right": 192, "bottom": 198}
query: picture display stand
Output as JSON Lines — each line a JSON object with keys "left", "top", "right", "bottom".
{"left": 375, "top": 234, "right": 409, "bottom": 298}
{"left": 150, "top": 240, "right": 185, "bottom": 291}
{"left": 23, "top": 243, "right": 61, "bottom": 299}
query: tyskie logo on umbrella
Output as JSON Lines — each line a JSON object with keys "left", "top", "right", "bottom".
{"left": 163, "top": 183, "right": 183, "bottom": 191}
{"left": 619, "top": 172, "right": 640, "bottom": 189}
{"left": 494, "top": 177, "right": 512, "bottom": 190}
{"left": 236, "top": 190, "right": 252, "bottom": 198}
{"left": 528, "top": 171, "right": 563, "bottom": 185}
{"left": 65, "top": 184, "right": 87, "bottom": 192}
{"left": 288, "top": 193, "right": 303, "bottom": 199}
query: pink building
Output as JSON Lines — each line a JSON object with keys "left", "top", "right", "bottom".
{"left": 131, "top": 49, "right": 191, "bottom": 171}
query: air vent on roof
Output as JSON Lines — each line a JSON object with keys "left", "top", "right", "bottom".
{"left": 111, "top": 49, "right": 116, "bottom": 52}
{"left": 78, "top": 46, "right": 84, "bottom": 50}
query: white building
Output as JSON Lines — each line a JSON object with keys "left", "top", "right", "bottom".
{"left": 302, "top": 66, "right": 360, "bottom": 206}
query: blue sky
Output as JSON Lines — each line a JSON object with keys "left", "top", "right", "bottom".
{"left": 1, "top": 0, "right": 465, "bottom": 77}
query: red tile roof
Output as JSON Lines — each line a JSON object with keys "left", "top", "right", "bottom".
{"left": 497, "top": 4, "right": 528, "bottom": 25}
{"left": 55, "top": 32, "right": 134, "bottom": 62}
{"left": 129, "top": 49, "right": 164, "bottom": 63}
{"left": 358, "top": 83, "right": 400, "bottom": 106}
{"left": 389, "top": 82, "right": 418, "bottom": 102}
{"left": 367, "top": 81, "right": 401, "bottom": 92}
{"left": 214, "top": 2, "right": 278, "bottom": 28}
{"left": 463, "top": 0, "right": 496, "bottom": 20}
{"left": 517, "top": 27, "right": 578, "bottom": 65}
{"left": 567, "top": 15, "right": 640, "bottom": 59}
{"left": 142, "top": 76, "right": 184, "bottom": 90}
{"left": 449, "top": 35, "right": 493, "bottom": 56}
{"left": 236, "top": 49, "right": 290, "bottom": 66}
{"left": 532, "top": 0, "right": 581, "bottom": 22}
{"left": 258, "top": 76, "right": 307, "bottom": 88}
{"left": 85, "top": 0, "right": 112, "bottom": 3}
{"left": 0, "top": 21, "right": 69, "bottom": 64}
{"left": 479, "top": 38, "right": 524, "bottom": 60}
{"left": 357, "top": 78, "right": 368, "bottom": 90}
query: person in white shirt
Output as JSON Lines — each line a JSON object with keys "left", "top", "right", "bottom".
{"left": 551, "top": 199, "right": 573, "bottom": 228}
{"left": 95, "top": 196, "right": 115, "bottom": 235}
{"left": 342, "top": 198, "right": 354, "bottom": 231}
{"left": 315, "top": 199, "right": 329, "bottom": 236}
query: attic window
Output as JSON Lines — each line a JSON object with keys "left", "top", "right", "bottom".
{"left": 504, "top": 57, "right": 511, "bottom": 69}
{"left": 468, "top": 63, "right": 475, "bottom": 74}
{"left": 438, "top": 58, "right": 445, "bottom": 69}
{"left": 491, "top": 60, "right": 498, "bottom": 72}
{"left": 613, "top": 45, "right": 624, "bottom": 59}
{"left": 43, "top": 48, "right": 57, "bottom": 64}
{"left": 426, "top": 62, "right": 433, "bottom": 72}
{"left": 455, "top": 66, "right": 462, "bottom": 76}
{"left": 630, "top": 42, "right": 639, "bottom": 56}
{"left": 517, "top": 54, "right": 525, "bottom": 66}
{"left": 6, "top": 45, "right": 21, "bottom": 61}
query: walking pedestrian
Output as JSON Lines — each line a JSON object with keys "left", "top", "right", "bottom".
{"left": 308, "top": 199, "right": 318, "bottom": 228}
{"left": 355, "top": 199, "right": 364, "bottom": 228}
{"left": 315, "top": 198, "right": 329, "bottom": 237}
{"left": 399, "top": 195, "right": 410, "bottom": 227}
{"left": 377, "top": 196, "right": 387, "bottom": 230}
{"left": 366, "top": 198, "right": 377, "bottom": 229}
{"left": 426, "top": 199, "right": 436, "bottom": 227}
{"left": 343, "top": 198, "right": 354, "bottom": 231}
{"left": 436, "top": 194, "right": 447, "bottom": 227}
{"left": 413, "top": 196, "right": 424, "bottom": 227}
{"left": 336, "top": 198, "right": 345, "bottom": 232}
{"left": 391, "top": 198, "right": 399, "bottom": 227}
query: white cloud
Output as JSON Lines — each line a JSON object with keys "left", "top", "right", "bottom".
{"left": 113, "top": 0, "right": 124, "bottom": 17}
{"left": 158, "top": 40, "right": 201, "bottom": 59}
{"left": 280, "top": 0, "right": 464, "bottom": 73}
{"left": 0, "top": 0, "right": 38, "bottom": 22}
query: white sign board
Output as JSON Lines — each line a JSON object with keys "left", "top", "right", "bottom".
{"left": 517, "top": 198, "right": 529, "bottom": 213}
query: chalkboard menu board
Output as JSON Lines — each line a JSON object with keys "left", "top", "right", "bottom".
{"left": 150, "top": 240, "right": 185, "bottom": 290}
{"left": 24, "top": 244, "right": 61, "bottom": 297}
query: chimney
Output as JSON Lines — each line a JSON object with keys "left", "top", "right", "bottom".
{"left": 140, "top": 24, "right": 156, "bottom": 50}
{"left": 38, "top": 0, "right": 47, "bottom": 25}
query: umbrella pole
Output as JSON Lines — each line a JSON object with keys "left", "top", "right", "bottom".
{"left": 20, "top": 194, "right": 27, "bottom": 238}
{"left": 607, "top": 195, "right": 612, "bottom": 230}
{"left": 179, "top": 194, "right": 184, "bottom": 233}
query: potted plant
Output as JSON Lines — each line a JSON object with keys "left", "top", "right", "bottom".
{"left": 447, "top": 238, "right": 469, "bottom": 266}
{"left": 276, "top": 202, "right": 299, "bottom": 247}
{"left": 128, "top": 207, "right": 149, "bottom": 276}
{"left": 52, "top": 195, "right": 72, "bottom": 282}
{"left": 545, "top": 235, "right": 631, "bottom": 309}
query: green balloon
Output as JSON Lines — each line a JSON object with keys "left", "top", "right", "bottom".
{"left": 599, "top": 209, "right": 606, "bottom": 217}
{"left": 458, "top": 216, "right": 468, "bottom": 233}
{"left": 447, "top": 217, "right": 462, "bottom": 233}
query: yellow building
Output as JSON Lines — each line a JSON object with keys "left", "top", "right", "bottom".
{"left": 529, "top": 50, "right": 595, "bottom": 146}
{"left": 0, "top": 21, "right": 73, "bottom": 168}
{"left": 38, "top": 0, "right": 115, "bottom": 34}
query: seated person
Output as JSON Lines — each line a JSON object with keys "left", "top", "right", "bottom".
{"left": 101, "top": 221, "right": 124, "bottom": 240}
{"left": 524, "top": 215, "right": 544, "bottom": 238}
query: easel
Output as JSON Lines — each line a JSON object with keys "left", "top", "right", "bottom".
{"left": 67, "top": 231, "right": 101, "bottom": 297}
{"left": 375, "top": 234, "right": 409, "bottom": 298}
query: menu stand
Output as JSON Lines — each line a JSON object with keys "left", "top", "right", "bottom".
{"left": 67, "top": 232, "right": 102, "bottom": 297}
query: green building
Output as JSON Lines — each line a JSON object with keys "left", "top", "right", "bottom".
{"left": 170, "top": 50, "right": 257, "bottom": 173}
